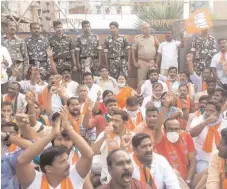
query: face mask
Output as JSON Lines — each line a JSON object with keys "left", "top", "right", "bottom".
{"left": 117, "top": 82, "right": 126, "bottom": 88}
{"left": 166, "top": 132, "right": 180, "bottom": 143}
{"left": 200, "top": 106, "right": 205, "bottom": 114}
{"left": 127, "top": 110, "right": 138, "bottom": 118}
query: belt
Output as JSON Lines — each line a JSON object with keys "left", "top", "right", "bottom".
{"left": 80, "top": 56, "right": 98, "bottom": 60}
{"left": 138, "top": 58, "right": 155, "bottom": 62}
{"left": 109, "top": 56, "right": 125, "bottom": 60}
{"left": 54, "top": 58, "right": 71, "bottom": 61}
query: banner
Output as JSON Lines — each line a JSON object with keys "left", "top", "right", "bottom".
{"left": 185, "top": 8, "right": 213, "bottom": 34}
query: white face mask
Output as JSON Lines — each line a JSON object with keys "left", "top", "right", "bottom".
{"left": 117, "top": 82, "right": 126, "bottom": 88}
{"left": 127, "top": 110, "right": 139, "bottom": 118}
{"left": 166, "top": 132, "right": 180, "bottom": 143}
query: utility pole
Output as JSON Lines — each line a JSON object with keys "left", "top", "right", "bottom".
{"left": 183, "top": 0, "right": 190, "bottom": 20}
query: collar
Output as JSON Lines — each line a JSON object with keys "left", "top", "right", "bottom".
{"left": 3, "top": 34, "right": 18, "bottom": 39}
{"left": 31, "top": 35, "right": 43, "bottom": 40}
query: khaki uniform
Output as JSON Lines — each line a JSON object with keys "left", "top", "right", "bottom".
{"left": 132, "top": 35, "right": 159, "bottom": 83}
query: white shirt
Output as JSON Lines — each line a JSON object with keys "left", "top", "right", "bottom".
{"left": 190, "top": 115, "right": 227, "bottom": 161}
{"left": 140, "top": 80, "right": 168, "bottom": 98}
{"left": 65, "top": 80, "right": 79, "bottom": 97}
{"left": 27, "top": 165, "right": 84, "bottom": 189}
{"left": 158, "top": 40, "right": 181, "bottom": 69}
{"left": 95, "top": 76, "right": 117, "bottom": 94}
{"left": 1, "top": 46, "right": 12, "bottom": 84}
{"left": 131, "top": 153, "right": 181, "bottom": 189}
{"left": 87, "top": 83, "right": 103, "bottom": 102}
{"left": 210, "top": 52, "right": 227, "bottom": 84}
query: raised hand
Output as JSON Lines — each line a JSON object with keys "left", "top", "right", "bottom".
{"left": 25, "top": 91, "right": 36, "bottom": 105}
{"left": 164, "top": 92, "right": 174, "bottom": 106}
{"left": 59, "top": 106, "right": 69, "bottom": 124}
{"left": 46, "top": 46, "right": 53, "bottom": 58}
{"left": 96, "top": 91, "right": 102, "bottom": 101}
{"left": 205, "top": 114, "right": 218, "bottom": 125}
{"left": 49, "top": 86, "right": 57, "bottom": 95}
{"left": 52, "top": 114, "right": 61, "bottom": 136}
{"left": 15, "top": 114, "right": 30, "bottom": 127}
{"left": 186, "top": 53, "right": 193, "bottom": 63}
{"left": 104, "top": 123, "right": 113, "bottom": 138}
{"left": 53, "top": 74, "right": 62, "bottom": 87}
{"left": 120, "top": 134, "right": 132, "bottom": 150}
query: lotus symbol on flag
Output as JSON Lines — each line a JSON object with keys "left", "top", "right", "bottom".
{"left": 194, "top": 12, "right": 209, "bottom": 29}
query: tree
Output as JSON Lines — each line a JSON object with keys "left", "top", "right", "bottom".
{"left": 135, "top": 1, "right": 183, "bottom": 31}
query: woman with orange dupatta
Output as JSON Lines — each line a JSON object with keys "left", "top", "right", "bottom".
{"left": 115, "top": 75, "right": 137, "bottom": 109}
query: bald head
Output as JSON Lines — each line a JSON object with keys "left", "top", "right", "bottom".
{"left": 141, "top": 22, "right": 150, "bottom": 36}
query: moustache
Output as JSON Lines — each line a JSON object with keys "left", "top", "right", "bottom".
{"left": 145, "top": 151, "right": 152, "bottom": 156}
{"left": 121, "top": 170, "right": 132, "bottom": 178}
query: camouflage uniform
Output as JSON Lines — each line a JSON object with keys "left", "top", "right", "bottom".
{"left": 49, "top": 34, "right": 75, "bottom": 73}
{"left": 75, "top": 33, "right": 101, "bottom": 76}
{"left": 191, "top": 35, "right": 217, "bottom": 76}
{"left": 1, "top": 34, "right": 29, "bottom": 81}
{"left": 104, "top": 35, "right": 130, "bottom": 79}
{"left": 25, "top": 36, "right": 50, "bottom": 80}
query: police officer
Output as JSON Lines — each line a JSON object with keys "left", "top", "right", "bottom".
{"left": 104, "top": 21, "right": 130, "bottom": 79}
{"left": 75, "top": 20, "right": 102, "bottom": 78}
{"left": 25, "top": 22, "right": 50, "bottom": 80}
{"left": 49, "top": 21, "right": 76, "bottom": 74}
{"left": 2, "top": 20, "right": 29, "bottom": 81}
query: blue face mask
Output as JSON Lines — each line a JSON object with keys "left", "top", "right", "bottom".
{"left": 200, "top": 106, "right": 205, "bottom": 114}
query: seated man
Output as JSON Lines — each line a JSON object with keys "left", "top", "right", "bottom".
{"left": 16, "top": 110, "right": 93, "bottom": 189}
{"left": 190, "top": 100, "right": 227, "bottom": 173}
{"left": 206, "top": 127, "right": 227, "bottom": 188}
{"left": 165, "top": 66, "right": 180, "bottom": 92}
{"left": 98, "top": 149, "right": 151, "bottom": 189}
{"left": 131, "top": 133, "right": 181, "bottom": 189}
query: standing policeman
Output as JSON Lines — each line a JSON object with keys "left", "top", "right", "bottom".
{"left": 75, "top": 20, "right": 102, "bottom": 78}
{"left": 104, "top": 21, "right": 130, "bottom": 79}
{"left": 49, "top": 21, "right": 76, "bottom": 74}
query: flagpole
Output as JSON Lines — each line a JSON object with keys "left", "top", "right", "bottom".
{"left": 183, "top": 0, "right": 190, "bottom": 19}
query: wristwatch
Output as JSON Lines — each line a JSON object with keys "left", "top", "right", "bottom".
{"left": 3, "top": 132, "right": 11, "bottom": 142}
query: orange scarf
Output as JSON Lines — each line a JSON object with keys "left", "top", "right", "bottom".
{"left": 187, "top": 83, "right": 193, "bottom": 99}
{"left": 132, "top": 153, "right": 157, "bottom": 189}
{"left": 41, "top": 175, "right": 74, "bottom": 189}
{"left": 8, "top": 144, "right": 17, "bottom": 152}
{"left": 39, "top": 115, "right": 50, "bottom": 126}
{"left": 4, "top": 94, "right": 15, "bottom": 102}
{"left": 38, "top": 86, "right": 48, "bottom": 111}
{"left": 177, "top": 97, "right": 191, "bottom": 130}
{"left": 219, "top": 52, "right": 226, "bottom": 64}
{"left": 221, "top": 159, "right": 227, "bottom": 189}
{"left": 202, "top": 81, "right": 207, "bottom": 91}
{"left": 164, "top": 133, "right": 188, "bottom": 179}
{"left": 72, "top": 152, "right": 79, "bottom": 165}
{"left": 166, "top": 79, "right": 171, "bottom": 90}
{"left": 203, "top": 122, "right": 221, "bottom": 153}
{"left": 116, "top": 87, "right": 133, "bottom": 109}
{"left": 195, "top": 110, "right": 201, "bottom": 117}
{"left": 127, "top": 112, "right": 143, "bottom": 131}
{"left": 68, "top": 113, "right": 80, "bottom": 134}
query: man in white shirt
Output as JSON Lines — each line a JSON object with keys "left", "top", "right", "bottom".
{"left": 16, "top": 107, "right": 94, "bottom": 189}
{"left": 156, "top": 29, "right": 184, "bottom": 76}
{"left": 137, "top": 68, "right": 168, "bottom": 98}
{"left": 61, "top": 68, "right": 79, "bottom": 97}
{"left": 83, "top": 72, "right": 102, "bottom": 102}
{"left": 211, "top": 38, "right": 227, "bottom": 87}
{"left": 131, "top": 133, "right": 181, "bottom": 189}
{"left": 190, "top": 100, "right": 227, "bottom": 173}
{"left": 1, "top": 46, "right": 12, "bottom": 94}
{"left": 95, "top": 66, "right": 117, "bottom": 94}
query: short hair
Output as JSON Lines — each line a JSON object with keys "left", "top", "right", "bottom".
{"left": 25, "top": 101, "right": 40, "bottom": 114}
{"left": 206, "top": 77, "right": 216, "bottom": 84}
{"left": 161, "top": 92, "right": 167, "bottom": 99}
{"left": 163, "top": 118, "right": 179, "bottom": 129}
{"left": 107, "top": 149, "right": 126, "bottom": 167}
{"left": 83, "top": 72, "right": 93, "bottom": 79}
{"left": 60, "top": 68, "right": 71, "bottom": 74}
{"left": 109, "top": 21, "right": 119, "bottom": 28}
{"left": 132, "top": 133, "right": 151, "bottom": 148}
{"left": 5, "top": 20, "right": 15, "bottom": 27}
{"left": 8, "top": 81, "right": 21, "bottom": 90}
{"left": 152, "top": 82, "right": 163, "bottom": 89}
{"left": 178, "top": 83, "right": 188, "bottom": 90}
{"left": 105, "top": 97, "right": 118, "bottom": 106}
{"left": 40, "top": 146, "right": 68, "bottom": 173}
{"left": 1, "top": 101, "right": 13, "bottom": 109}
{"left": 165, "top": 28, "right": 173, "bottom": 33}
{"left": 67, "top": 97, "right": 79, "bottom": 106}
{"left": 102, "top": 90, "right": 114, "bottom": 100}
{"left": 168, "top": 66, "right": 178, "bottom": 73}
{"left": 202, "top": 66, "right": 212, "bottom": 73}
{"left": 30, "top": 22, "right": 40, "bottom": 29}
{"left": 51, "top": 112, "right": 60, "bottom": 122}
{"left": 99, "top": 65, "right": 108, "bottom": 71}
{"left": 117, "top": 74, "right": 126, "bottom": 80}
{"left": 53, "top": 20, "right": 62, "bottom": 28}
{"left": 1, "top": 122, "right": 19, "bottom": 132}
{"left": 51, "top": 130, "right": 70, "bottom": 146}
{"left": 148, "top": 68, "right": 159, "bottom": 76}
{"left": 206, "top": 100, "right": 222, "bottom": 112}
{"left": 145, "top": 106, "right": 158, "bottom": 114}
{"left": 126, "top": 96, "right": 138, "bottom": 107}
{"left": 221, "top": 128, "right": 227, "bottom": 145}
{"left": 218, "top": 38, "right": 227, "bottom": 44}
{"left": 113, "top": 110, "right": 128, "bottom": 122}
{"left": 179, "top": 71, "right": 190, "bottom": 78}
{"left": 214, "top": 88, "right": 226, "bottom": 97}
{"left": 199, "top": 95, "right": 209, "bottom": 102}
{"left": 81, "top": 20, "right": 90, "bottom": 27}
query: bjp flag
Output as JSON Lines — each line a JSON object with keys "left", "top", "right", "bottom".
{"left": 185, "top": 8, "right": 213, "bottom": 34}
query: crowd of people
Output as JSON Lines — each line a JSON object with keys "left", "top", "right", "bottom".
{"left": 1, "top": 18, "right": 227, "bottom": 189}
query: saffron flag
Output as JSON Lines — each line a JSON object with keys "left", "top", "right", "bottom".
{"left": 185, "top": 8, "right": 213, "bottom": 34}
